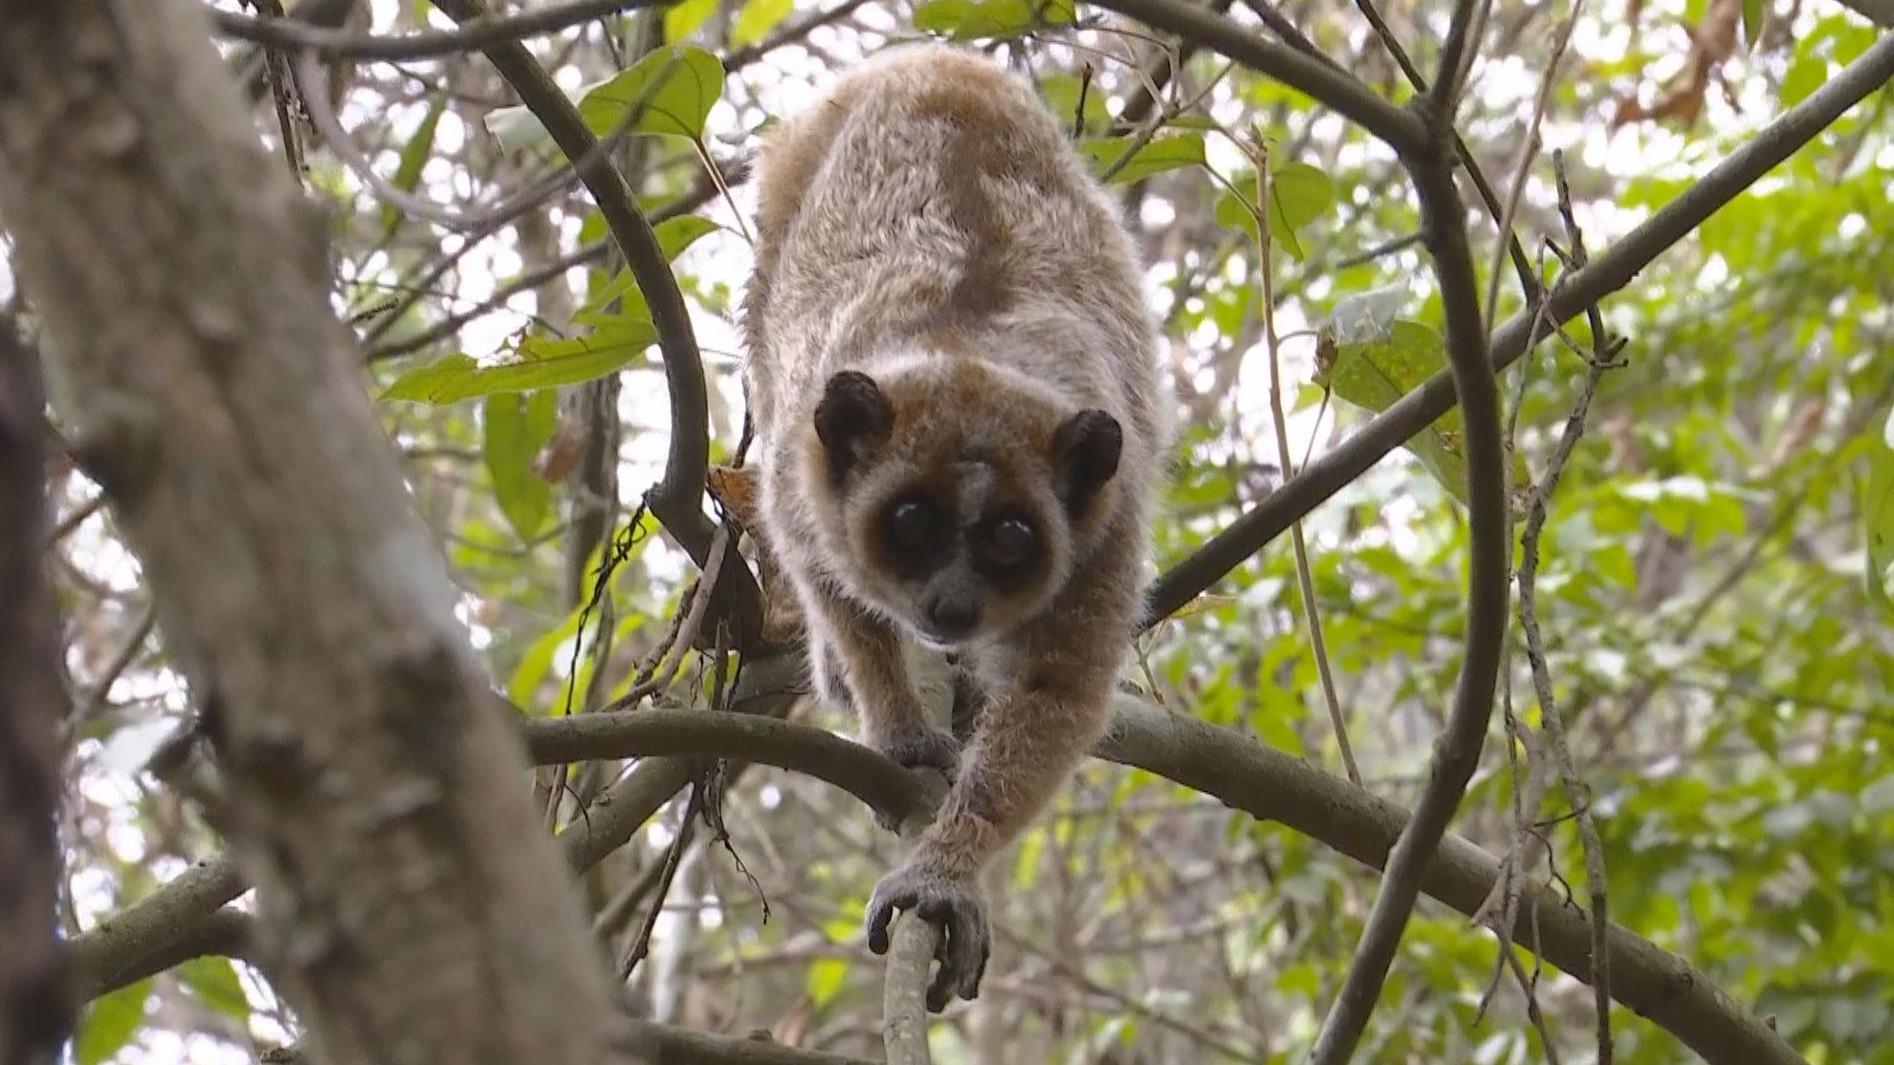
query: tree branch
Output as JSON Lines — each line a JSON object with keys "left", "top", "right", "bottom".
{"left": 556, "top": 653, "right": 807, "bottom": 874}
{"left": 0, "top": 4, "right": 629, "bottom": 1061}
{"left": 428, "top": 0, "right": 762, "bottom": 648}
{"left": 212, "top": 0, "right": 668, "bottom": 61}
{"left": 1306, "top": 106, "right": 1511, "bottom": 1065}
{"left": 1139, "top": 32, "right": 1894, "bottom": 626}
{"left": 65, "top": 859, "right": 247, "bottom": 1001}
{"left": 259, "top": 1015, "right": 879, "bottom": 1065}
{"left": 526, "top": 708, "right": 934, "bottom": 828}
{"left": 66, "top": 663, "right": 1804, "bottom": 1065}
{"left": 1083, "top": 0, "right": 1428, "bottom": 155}
{"left": 1831, "top": 0, "right": 1894, "bottom": 26}
{"left": 77, "top": 909, "right": 258, "bottom": 1001}
{"left": 1093, "top": 699, "right": 1808, "bottom": 1065}
{"left": 0, "top": 320, "right": 72, "bottom": 1061}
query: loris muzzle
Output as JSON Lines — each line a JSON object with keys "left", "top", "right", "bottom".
{"left": 742, "top": 44, "right": 1170, "bottom": 1011}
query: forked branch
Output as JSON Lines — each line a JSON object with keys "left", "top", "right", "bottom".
{"left": 426, "top": 0, "right": 763, "bottom": 646}
{"left": 70, "top": 678, "right": 1809, "bottom": 1065}
{"left": 1140, "top": 31, "right": 1894, "bottom": 626}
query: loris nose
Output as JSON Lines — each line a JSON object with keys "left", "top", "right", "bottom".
{"left": 923, "top": 593, "right": 981, "bottom": 639}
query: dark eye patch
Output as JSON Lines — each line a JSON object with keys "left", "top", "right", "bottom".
{"left": 983, "top": 518, "right": 1035, "bottom": 568}
{"left": 972, "top": 513, "right": 1042, "bottom": 580}
{"left": 889, "top": 500, "right": 935, "bottom": 551}
{"left": 876, "top": 494, "right": 953, "bottom": 578}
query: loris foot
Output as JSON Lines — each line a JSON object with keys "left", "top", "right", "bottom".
{"left": 864, "top": 864, "right": 990, "bottom": 1011}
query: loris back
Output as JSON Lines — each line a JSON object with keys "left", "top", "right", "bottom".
{"left": 743, "top": 46, "right": 1167, "bottom": 1013}
{"left": 745, "top": 46, "right": 1164, "bottom": 465}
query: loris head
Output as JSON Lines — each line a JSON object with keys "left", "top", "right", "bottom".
{"left": 802, "top": 361, "right": 1123, "bottom": 648}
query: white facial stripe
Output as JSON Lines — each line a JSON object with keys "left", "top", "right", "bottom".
{"left": 952, "top": 461, "right": 996, "bottom": 525}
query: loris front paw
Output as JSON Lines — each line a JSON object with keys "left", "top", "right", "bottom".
{"left": 864, "top": 864, "right": 990, "bottom": 1012}
{"left": 876, "top": 725, "right": 960, "bottom": 777}
{"left": 870, "top": 726, "right": 961, "bottom": 831}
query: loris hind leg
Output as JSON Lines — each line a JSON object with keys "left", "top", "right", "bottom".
{"left": 805, "top": 582, "right": 960, "bottom": 777}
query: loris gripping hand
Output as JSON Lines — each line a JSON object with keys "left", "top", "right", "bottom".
{"left": 865, "top": 862, "right": 990, "bottom": 1012}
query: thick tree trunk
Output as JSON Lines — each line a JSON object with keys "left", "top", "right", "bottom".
{"left": 0, "top": 324, "right": 71, "bottom": 1065}
{"left": 0, "top": 5, "right": 633, "bottom": 1065}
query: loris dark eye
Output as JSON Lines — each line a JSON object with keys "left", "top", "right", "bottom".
{"left": 984, "top": 518, "right": 1037, "bottom": 568}
{"left": 886, "top": 501, "right": 937, "bottom": 552}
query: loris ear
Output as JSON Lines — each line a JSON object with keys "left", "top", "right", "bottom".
{"left": 814, "top": 371, "right": 893, "bottom": 478}
{"left": 1052, "top": 409, "right": 1121, "bottom": 513}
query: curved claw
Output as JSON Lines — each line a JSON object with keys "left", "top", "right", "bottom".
{"left": 864, "top": 865, "right": 991, "bottom": 1011}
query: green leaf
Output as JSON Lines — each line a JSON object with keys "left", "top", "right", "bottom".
{"left": 1039, "top": 72, "right": 1109, "bottom": 135}
{"left": 654, "top": 214, "right": 719, "bottom": 260}
{"left": 76, "top": 978, "right": 151, "bottom": 1065}
{"left": 732, "top": 0, "right": 793, "bottom": 46}
{"left": 806, "top": 957, "right": 849, "bottom": 1007}
{"left": 663, "top": 0, "right": 718, "bottom": 40}
{"left": 485, "top": 46, "right": 725, "bottom": 154}
{"left": 178, "top": 957, "right": 249, "bottom": 1022}
{"left": 381, "top": 318, "right": 656, "bottom": 404}
{"left": 1782, "top": 54, "right": 1826, "bottom": 107}
{"left": 483, "top": 389, "right": 558, "bottom": 542}
{"left": 913, "top": 0, "right": 1076, "bottom": 40}
{"left": 1742, "top": 0, "right": 1764, "bottom": 49}
{"left": 380, "top": 95, "right": 446, "bottom": 237}
{"left": 508, "top": 604, "right": 588, "bottom": 707}
{"left": 575, "top": 218, "right": 715, "bottom": 319}
{"left": 1214, "top": 162, "right": 1334, "bottom": 261}
{"left": 1011, "top": 826, "right": 1046, "bottom": 887}
{"left": 1860, "top": 411, "right": 1894, "bottom": 606}
{"left": 1326, "top": 283, "right": 1409, "bottom": 343}
{"left": 1077, "top": 132, "right": 1206, "bottom": 185}
{"left": 1268, "top": 162, "right": 1334, "bottom": 236}
{"left": 1316, "top": 319, "right": 1470, "bottom": 500}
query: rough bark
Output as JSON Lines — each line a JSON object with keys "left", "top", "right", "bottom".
{"left": 0, "top": 323, "right": 72, "bottom": 1065}
{"left": 0, "top": 5, "right": 633, "bottom": 1065}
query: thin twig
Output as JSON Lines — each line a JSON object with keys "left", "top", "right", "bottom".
{"left": 1503, "top": 946, "right": 1565, "bottom": 1065}
{"left": 246, "top": 0, "right": 306, "bottom": 180}
{"left": 1432, "top": 0, "right": 1492, "bottom": 120}
{"left": 1352, "top": 0, "right": 1543, "bottom": 323}
{"left": 1085, "top": 0, "right": 1429, "bottom": 154}
{"left": 1479, "top": 2, "right": 1581, "bottom": 345}
{"left": 48, "top": 493, "right": 106, "bottom": 544}
{"left": 1251, "top": 140, "right": 1360, "bottom": 785}
{"left": 76, "top": 603, "right": 155, "bottom": 724}
{"left": 292, "top": 48, "right": 680, "bottom": 233}
{"left": 600, "top": 521, "right": 731, "bottom": 714}
{"left": 1330, "top": 231, "right": 1423, "bottom": 270}
{"left": 619, "top": 784, "right": 702, "bottom": 979}
{"left": 361, "top": 163, "right": 735, "bottom": 362}
{"left": 1349, "top": 0, "right": 1426, "bottom": 88}
{"left": 1514, "top": 148, "right": 1625, "bottom": 1065}
{"left": 1098, "top": 61, "right": 1232, "bottom": 182}
{"left": 724, "top": 0, "right": 875, "bottom": 73}
{"left": 211, "top": 0, "right": 667, "bottom": 61}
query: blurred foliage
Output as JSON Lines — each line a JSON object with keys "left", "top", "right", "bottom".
{"left": 36, "top": 0, "right": 1894, "bottom": 1063}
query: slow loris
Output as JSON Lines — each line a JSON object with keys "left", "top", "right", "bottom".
{"left": 742, "top": 44, "right": 1168, "bottom": 1010}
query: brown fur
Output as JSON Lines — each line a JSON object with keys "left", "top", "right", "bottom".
{"left": 742, "top": 45, "right": 1169, "bottom": 1008}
